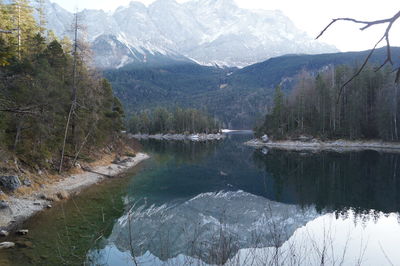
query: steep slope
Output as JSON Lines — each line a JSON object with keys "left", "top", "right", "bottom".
{"left": 91, "top": 34, "right": 193, "bottom": 68}
{"left": 36, "top": 0, "right": 336, "bottom": 68}
{"left": 182, "top": 0, "right": 335, "bottom": 67}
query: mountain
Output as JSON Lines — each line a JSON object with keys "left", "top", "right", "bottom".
{"left": 99, "top": 191, "right": 319, "bottom": 264}
{"left": 106, "top": 47, "right": 400, "bottom": 129}
{"left": 229, "top": 47, "right": 400, "bottom": 89}
{"left": 37, "top": 0, "right": 336, "bottom": 68}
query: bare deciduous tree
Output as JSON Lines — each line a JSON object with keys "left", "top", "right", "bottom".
{"left": 316, "top": 10, "right": 400, "bottom": 99}
{"left": 59, "top": 13, "right": 81, "bottom": 173}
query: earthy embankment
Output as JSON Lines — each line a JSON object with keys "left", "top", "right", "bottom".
{"left": 246, "top": 139, "right": 400, "bottom": 153}
{"left": 0, "top": 153, "right": 149, "bottom": 231}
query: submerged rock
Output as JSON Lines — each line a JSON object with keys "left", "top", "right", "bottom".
{"left": 15, "top": 241, "right": 33, "bottom": 248}
{"left": 0, "top": 175, "right": 21, "bottom": 191}
{"left": 57, "top": 191, "right": 69, "bottom": 200}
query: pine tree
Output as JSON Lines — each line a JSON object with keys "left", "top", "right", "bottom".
{"left": 271, "top": 85, "right": 284, "bottom": 136}
{"left": 11, "top": 0, "right": 39, "bottom": 59}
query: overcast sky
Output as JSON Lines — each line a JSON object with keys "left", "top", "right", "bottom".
{"left": 51, "top": 0, "right": 400, "bottom": 52}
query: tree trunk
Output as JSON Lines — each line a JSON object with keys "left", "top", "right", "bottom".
{"left": 71, "top": 13, "right": 79, "bottom": 148}
{"left": 394, "top": 85, "right": 398, "bottom": 141}
{"left": 13, "top": 119, "right": 21, "bottom": 151}
{"left": 59, "top": 102, "right": 74, "bottom": 173}
{"left": 17, "top": 4, "right": 21, "bottom": 59}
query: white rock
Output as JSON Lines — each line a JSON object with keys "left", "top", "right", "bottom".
{"left": 0, "top": 242, "right": 15, "bottom": 249}
{"left": 261, "top": 135, "right": 269, "bottom": 143}
{"left": 16, "top": 229, "right": 29, "bottom": 235}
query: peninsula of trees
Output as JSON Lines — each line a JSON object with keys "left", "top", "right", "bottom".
{"left": 128, "top": 108, "right": 221, "bottom": 135}
{"left": 256, "top": 65, "right": 400, "bottom": 141}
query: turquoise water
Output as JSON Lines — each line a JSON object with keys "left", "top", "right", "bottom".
{"left": 1, "top": 132, "right": 400, "bottom": 265}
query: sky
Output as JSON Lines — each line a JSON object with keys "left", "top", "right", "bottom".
{"left": 51, "top": 0, "right": 400, "bottom": 52}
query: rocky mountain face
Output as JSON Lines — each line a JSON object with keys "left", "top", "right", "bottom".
{"left": 38, "top": 0, "right": 337, "bottom": 69}
{"left": 105, "top": 191, "right": 320, "bottom": 264}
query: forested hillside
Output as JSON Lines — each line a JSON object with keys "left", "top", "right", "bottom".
{"left": 256, "top": 65, "right": 400, "bottom": 141}
{"left": 106, "top": 47, "right": 400, "bottom": 129}
{"left": 230, "top": 47, "right": 400, "bottom": 89}
{"left": 0, "top": 0, "right": 124, "bottom": 171}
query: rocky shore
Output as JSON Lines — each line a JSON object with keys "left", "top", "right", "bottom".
{"left": 129, "top": 133, "right": 225, "bottom": 141}
{"left": 0, "top": 153, "right": 149, "bottom": 232}
{"left": 246, "top": 137, "right": 400, "bottom": 153}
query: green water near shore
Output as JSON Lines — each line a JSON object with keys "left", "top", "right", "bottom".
{"left": 0, "top": 164, "right": 148, "bottom": 265}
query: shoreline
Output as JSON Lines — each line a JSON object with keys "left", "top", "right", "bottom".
{"left": 245, "top": 139, "right": 400, "bottom": 153}
{"left": 129, "top": 133, "right": 225, "bottom": 141}
{"left": 0, "top": 153, "right": 149, "bottom": 232}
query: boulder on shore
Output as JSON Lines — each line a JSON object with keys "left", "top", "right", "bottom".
{"left": 0, "top": 201, "right": 12, "bottom": 222}
{"left": 0, "top": 200, "right": 9, "bottom": 210}
{"left": 0, "top": 175, "right": 21, "bottom": 191}
{"left": 16, "top": 229, "right": 29, "bottom": 235}
{"left": 297, "top": 135, "right": 313, "bottom": 142}
{"left": 261, "top": 135, "right": 269, "bottom": 143}
{"left": 23, "top": 178, "right": 32, "bottom": 187}
{"left": 0, "top": 242, "right": 15, "bottom": 249}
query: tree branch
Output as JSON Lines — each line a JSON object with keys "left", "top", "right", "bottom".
{"left": 0, "top": 105, "right": 42, "bottom": 115}
{"left": 0, "top": 28, "right": 17, "bottom": 34}
{"left": 316, "top": 10, "right": 400, "bottom": 100}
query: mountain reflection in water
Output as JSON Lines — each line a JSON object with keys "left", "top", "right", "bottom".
{"left": 87, "top": 132, "right": 400, "bottom": 265}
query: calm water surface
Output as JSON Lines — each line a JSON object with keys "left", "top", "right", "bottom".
{"left": 1, "top": 132, "right": 400, "bottom": 265}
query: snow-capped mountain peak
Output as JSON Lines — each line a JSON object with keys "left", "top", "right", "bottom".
{"left": 37, "top": 0, "right": 337, "bottom": 68}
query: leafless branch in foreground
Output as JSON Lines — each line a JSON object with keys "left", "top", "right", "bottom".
{"left": 316, "top": 10, "right": 400, "bottom": 101}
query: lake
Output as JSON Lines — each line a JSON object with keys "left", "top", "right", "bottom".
{"left": 1, "top": 131, "right": 400, "bottom": 265}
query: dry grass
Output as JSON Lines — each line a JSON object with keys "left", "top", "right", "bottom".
{"left": 86, "top": 153, "right": 115, "bottom": 168}
{"left": 0, "top": 193, "right": 8, "bottom": 201}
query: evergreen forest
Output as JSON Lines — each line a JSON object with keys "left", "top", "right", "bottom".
{"left": 128, "top": 107, "right": 221, "bottom": 134}
{"left": 0, "top": 0, "right": 124, "bottom": 171}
